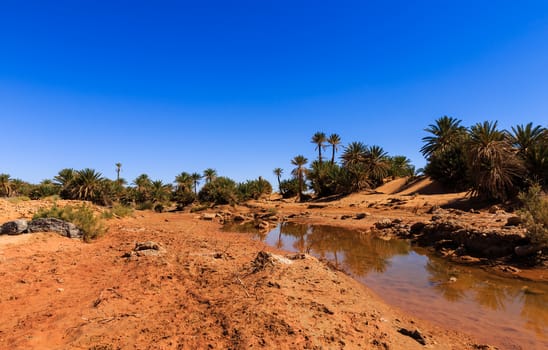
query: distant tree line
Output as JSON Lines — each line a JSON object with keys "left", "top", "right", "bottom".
{"left": 0, "top": 166, "right": 272, "bottom": 209}
{"left": 1, "top": 118, "right": 546, "bottom": 207}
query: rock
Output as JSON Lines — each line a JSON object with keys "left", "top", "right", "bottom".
{"left": 307, "top": 204, "right": 327, "bottom": 209}
{"left": 233, "top": 214, "right": 246, "bottom": 222}
{"left": 354, "top": 212, "right": 370, "bottom": 220}
{"left": 130, "top": 241, "right": 166, "bottom": 257}
{"left": 410, "top": 222, "right": 426, "bottom": 234}
{"left": 27, "top": 218, "right": 82, "bottom": 239}
{"left": 256, "top": 220, "right": 269, "bottom": 230}
{"left": 340, "top": 215, "right": 353, "bottom": 220}
{"left": 514, "top": 244, "right": 541, "bottom": 257}
{"left": 488, "top": 205, "right": 501, "bottom": 214}
{"left": 397, "top": 327, "right": 426, "bottom": 345}
{"left": 505, "top": 216, "right": 522, "bottom": 226}
{"left": 374, "top": 219, "right": 393, "bottom": 229}
{"left": 1, "top": 219, "right": 29, "bottom": 235}
{"left": 201, "top": 213, "right": 216, "bottom": 220}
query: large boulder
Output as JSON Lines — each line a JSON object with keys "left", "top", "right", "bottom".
{"left": 27, "top": 218, "right": 83, "bottom": 239}
{"left": 1, "top": 219, "right": 29, "bottom": 235}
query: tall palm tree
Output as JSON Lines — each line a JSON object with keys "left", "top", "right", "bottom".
{"left": 203, "top": 168, "right": 217, "bottom": 184}
{"left": 291, "top": 155, "right": 308, "bottom": 201}
{"left": 0, "top": 173, "right": 12, "bottom": 197}
{"left": 467, "top": 121, "right": 523, "bottom": 200}
{"left": 311, "top": 132, "right": 327, "bottom": 164}
{"left": 115, "top": 162, "right": 122, "bottom": 182}
{"left": 327, "top": 133, "right": 341, "bottom": 164}
{"left": 421, "top": 116, "right": 467, "bottom": 158}
{"left": 273, "top": 168, "right": 283, "bottom": 193}
{"left": 71, "top": 168, "right": 105, "bottom": 202}
{"left": 190, "top": 172, "right": 202, "bottom": 195}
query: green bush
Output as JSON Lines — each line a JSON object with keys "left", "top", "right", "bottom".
{"left": 518, "top": 184, "right": 548, "bottom": 247}
{"left": 198, "top": 177, "right": 238, "bottom": 205}
{"left": 34, "top": 204, "right": 106, "bottom": 242}
{"left": 136, "top": 201, "right": 154, "bottom": 210}
{"left": 101, "top": 204, "right": 134, "bottom": 219}
{"left": 237, "top": 178, "right": 272, "bottom": 201}
{"left": 279, "top": 178, "right": 300, "bottom": 198}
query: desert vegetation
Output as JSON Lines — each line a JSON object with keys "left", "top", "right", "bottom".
{"left": 1, "top": 117, "right": 546, "bottom": 222}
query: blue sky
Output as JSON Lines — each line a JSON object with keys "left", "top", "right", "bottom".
{"left": 1, "top": 0, "right": 547, "bottom": 187}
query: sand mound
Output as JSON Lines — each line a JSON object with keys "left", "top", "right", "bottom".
{"left": 397, "top": 177, "right": 447, "bottom": 195}
{"left": 376, "top": 177, "right": 410, "bottom": 194}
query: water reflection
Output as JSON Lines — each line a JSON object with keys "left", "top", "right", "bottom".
{"left": 224, "top": 222, "right": 548, "bottom": 348}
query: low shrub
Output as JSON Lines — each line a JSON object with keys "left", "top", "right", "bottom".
{"left": 136, "top": 201, "right": 154, "bottom": 210}
{"left": 102, "top": 204, "right": 134, "bottom": 219}
{"left": 34, "top": 204, "right": 106, "bottom": 242}
{"left": 518, "top": 184, "right": 548, "bottom": 247}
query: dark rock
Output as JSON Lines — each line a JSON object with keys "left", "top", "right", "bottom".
{"left": 397, "top": 327, "right": 426, "bottom": 345}
{"left": 233, "top": 214, "right": 246, "bottom": 222}
{"left": 514, "top": 244, "right": 542, "bottom": 257}
{"left": 505, "top": 216, "right": 522, "bottom": 226}
{"left": 27, "top": 218, "right": 82, "bottom": 239}
{"left": 307, "top": 204, "right": 327, "bottom": 209}
{"left": 409, "top": 222, "right": 426, "bottom": 235}
{"left": 1, "top": 219, "right": 29, "bottom": 235}
{"left": 354, "top": 212, "right": 370, "bottom": 220}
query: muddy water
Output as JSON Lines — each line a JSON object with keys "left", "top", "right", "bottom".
{"left": 224, "top": 222, "right": 548, "bottom": 350}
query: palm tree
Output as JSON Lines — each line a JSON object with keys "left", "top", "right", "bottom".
{"left": 133, "top": 173, "right": 152, "bottom": 202}
{"left": 273, "top": 168, "right": 283, "bottom": 193}
{"left": 311, "top": 132, "right": 327, "bottom": 164}
{"left": 203, "top": 168, "right": 217, "bottom": 184}
{"left": 115, "top": 162, "right": 122, "bottom": 182}
{"left": 388, "top": 156, "right": 415, "bottom": 178}
{"left": 54, "top": 168, "right": 76, "bottom": 198}
{"left": 327, "top": 133, "right": 341, "bottom": 164}
{"left": 150, "top": 180, "right": 172, "bottom": 203}
{"left": 341, "top": 142, "right": 370, "bottom": 191}
{"left": 54, "top": 168, "right": 76, "bottom": 187}
{"left": 0, "top": 173, "right": 12, "bottom": 197}
{"left": 508, "top": 123, "right": 548, "bottom": 186}
{"left": 190, "top": 172, "right": 202, "bottom": 195}
{"left": 174, "top": 172, "right": 192, "bottom": 192}
{"left": 365, "top": 145, "right": 390, "bottom": 187}
{"left": 9, "top": 178, "right": 28, "bottom": 197}
{"left": 509, "top": 123, "right": 546, "bottom": 156}
{"left": 71, "top": 168, "right": 105, "bottom": 202}
{"left": 421, "top": 116, "right": 467, "bottom": 158}
{"left": 467, "top": 121, "right": 523, "bottom": 200}
{"left": 291, "top": 155, "right": 308, "bottom": 201}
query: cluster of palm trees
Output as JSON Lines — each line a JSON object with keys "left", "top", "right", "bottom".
{"left": 276, "top": 132, "right": 415, "bottom": 201}
{"left": 0, "top": 165, "right": 273, "bottom": 208}
{"left": 422, "top": 116, "right": 547, "bottom": 201}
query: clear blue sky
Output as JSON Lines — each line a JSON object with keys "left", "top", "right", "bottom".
{"left": 1, "top": 0, "right": 547, "bottom": 188}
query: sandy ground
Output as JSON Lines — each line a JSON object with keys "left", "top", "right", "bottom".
{"left": 0, "top": 180, "right": 542, "bottom": 349}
